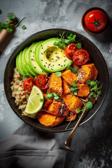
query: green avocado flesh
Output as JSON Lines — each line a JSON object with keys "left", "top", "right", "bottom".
{"left": 29, "top": 43, "right": 46, "bottom": 74}
{"left": 37, "top": 38, "right": 72, "bottom": 72}
{"left": 16, "top": 38, "right": 72, "bottom": 76}
{"left": 16, "top": 52, "right": 26, "bottom": 76}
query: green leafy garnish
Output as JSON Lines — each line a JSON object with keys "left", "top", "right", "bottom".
{"left": 53, "top": 93, "right": 60, "bottom": 100}
{"left": 46, "top": 92, "right": 60, "bottom": 100}
{"left": 7, "top": 13, "right": 16, "bottom": 20}
{"left": 76, "top": 42, "right": 82, "bottom": 49}
{"left": 87, "top": 80, "right": 102, "bottom": 100}
{"left": 70, "top": 81, "right": 78, "bottom": 95}
{"left": 0, "top": 12, "right": 16, "bottom": 32}
{"left": 76, "top": 101, "right": 93, "bottom": 114}
{"left": 85, "top": 101, "right": 93, "bottom": 110}
{"left": 54, "top": 33, "right": 76, "bottom": 49}
{"left": 55, "top": 71, "right": 61, "bottom": 77}
{"left": 68, "top": 66, "right": 79, "bottom": 74}
{"left": 46, "top": 93, "right": 54, "bottom": 99}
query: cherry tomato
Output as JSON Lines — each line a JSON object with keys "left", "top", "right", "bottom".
{"left": 73, "top": 49, "right": 89, "bottom": 66}
{"left": 82, "top": 8, "right": 108, "bottom": 33}
{"left": 23, "top": 77, "right": 34, "bottom": 92}
{"left": 65, "top": 43, "right": 77, "bottom": 59}
{"left": 34, "top": 75, "right": 48, "bottom": 92}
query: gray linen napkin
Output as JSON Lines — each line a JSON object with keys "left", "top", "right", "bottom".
{"left": 0, "top": 124, "right": 67, "bottom": 168}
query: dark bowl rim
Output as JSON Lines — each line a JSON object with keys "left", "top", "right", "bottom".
{"left": 4, "top": 28, "right": 110, "bottom": 133}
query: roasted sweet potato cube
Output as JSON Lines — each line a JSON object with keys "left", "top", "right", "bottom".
{"left": 48, "top": 73, "right": 62, "bottom": 96}
{"left": 87, "top": 64, "right": 98, "bottom": 80}
{"left": 44, "top": 99, "right": 53, "bottom": 110}
{"left": 63, "top": 80, "right": 71, "bottom": 95}
{"left": 38, "top": 112, "right": 64, "bottom": 127}
{"left": 63, "top": 94, "right": 82, "bottom": 111}
{"left": 62, "top": 70, "right": 77, "bottom": 85}
{"left": 48, "top": 100, "right": 62, "bottom": 116}
{"left": 66, "top": 112, "right": 77, "bottom": 122}
{"left": 78, "top": 64, "right": 98, "bottom": 83}
{"left": 77, "top": 84, "right": 90, "bottom": 97}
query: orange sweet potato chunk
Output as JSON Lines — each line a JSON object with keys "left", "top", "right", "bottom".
{"left": 63, "top": 80, "right": 71, "bottom": 95}
{"left": 77, "top": 84, "right": 90, "bottom": 97}
{"left": 66, "top": 113, "right": 77, "bottom": 122}
{"left": 87, "top": 64, "right": 98, "bottom": 80}
{"left": 63, "top": 94, "right": 82, "bottom": 111}
{"left": 48, "top": 100, "right": 62, "bottom": 116}
{"left": 78, "top": 64, "right": 98, "bottom": 83}
{"left": 38, "top": 112, "right": 64, "bottom": 127}
{"left": 62, "top": 70, "right": 77, "bottom": 85}
{"left": 48, "top": 73, "right": 62, "bottom": 96}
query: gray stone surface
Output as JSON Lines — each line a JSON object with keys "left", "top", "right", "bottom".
{"left": 0, "top": 0, "right": 112, "bottom": 167}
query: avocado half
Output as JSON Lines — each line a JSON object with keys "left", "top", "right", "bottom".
{"left": 37, "top": 38, "right": 72, "bottom": 73}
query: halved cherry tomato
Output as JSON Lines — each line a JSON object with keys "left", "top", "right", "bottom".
{"left": 34, "top": 75, "right": 48, "bottom": 92}
{"left": 65, "top": 43, "right": 77, "bottom": 59}
{"left": 73, "top": 49, "right": 89, "bottom": 66}
{"left": 23, "top": 77, "right": 34, "bottom": 92}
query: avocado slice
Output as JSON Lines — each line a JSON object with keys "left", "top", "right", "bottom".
{"left": 29, "top": 43, "right": 46, "bottom": 74}
{"left": 37, "top": 38, "right": 72, "bottom": 72}
{"left": 16, "top": 51, "right": 26, "bottom": 76}
{"left": 20, "top": 48, "right": 31, "bottom": 76}
{"left": 23, "top": 47, "right": 36, "bottom": 76}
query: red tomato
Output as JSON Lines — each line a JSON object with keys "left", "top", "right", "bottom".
{"left": 34, "top": 75, "right": 48, "bottom": 92}
{"left": 23, "top": 77, "right": 34, "bottom": 92}
{"left": 73, "top": 49, "right": 89, "bottom": 66}
{"left": 65, "top": 43, "right": 77, "bottom": 59}
{"left": 83, "top": 8, "right": 108, "bottom": 33}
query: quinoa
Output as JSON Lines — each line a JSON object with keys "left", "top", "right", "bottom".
{"left": 11, "top": 68, "right": 29, "bottom": 112}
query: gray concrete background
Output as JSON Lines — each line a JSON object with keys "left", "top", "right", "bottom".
{"left": 0, "top": 0, "right": 112, "bottom": 167}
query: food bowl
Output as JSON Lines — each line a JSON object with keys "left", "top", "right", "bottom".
{"left": 4, "top": 28, "right": 109, "bottom": 133}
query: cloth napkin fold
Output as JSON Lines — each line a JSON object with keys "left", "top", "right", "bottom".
{"left": 0, "top": 124, "right": 67, "bottom": 168}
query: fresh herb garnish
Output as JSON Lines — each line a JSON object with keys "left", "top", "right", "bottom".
{"left": 0, "top": 13, "right": 17, "bottom": 32}
{"left": 7, "top": 13, "right": 16, "bottom": 20}
{"left": 46, "top": 93, "right": 54, "bottom": 99}
{"left": 76, "top": 42, "right": 82, "bottom": 49}
{"left": 53, "top": 93, "right": 60, "bottom": 100}
{"left": 87, "top": 80, "right": 102, "bottom": 100}
{"left": 70, "top": 81, "right": 78, "bottom": 95}
{"left": 68, "top": 65, "right": 79, "bottom": 74}
{"left": 46, "top": 92, "right": 60, "bottom": 100}
{"left": 55, "top": 71, "right": 61, "bottom": 77}
{"left": 54, "top": 33, "right": 76, "bottom": 49}
{"left": 76, "top": 101, "right": 93, "bottom": 114}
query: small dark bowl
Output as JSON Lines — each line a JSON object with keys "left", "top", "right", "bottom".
{"left": 4, "top": 28, "right": 109, "bottom": 133}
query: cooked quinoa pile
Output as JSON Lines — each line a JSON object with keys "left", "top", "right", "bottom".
{"left": 11, "top": 68, "right": 29, "bottom": 112}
